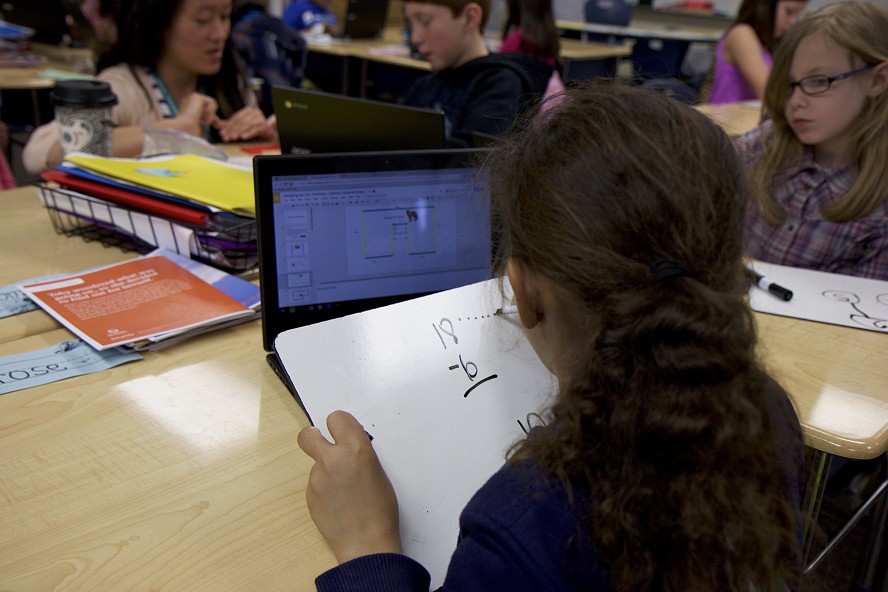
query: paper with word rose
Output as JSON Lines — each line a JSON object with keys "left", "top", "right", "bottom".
{"left": 20, "top": 254, "right": 253, "bottom": 350}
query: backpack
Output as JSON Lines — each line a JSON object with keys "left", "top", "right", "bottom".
{"left": 231, "top": 7, "right": 308, "bottom": 115}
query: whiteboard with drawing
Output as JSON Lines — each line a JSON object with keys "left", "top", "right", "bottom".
{"left": 274, "top": 278, "right": 557, "bottom": 588}
{"left": 749, "top": 261, "right": 888, "bottom": 333}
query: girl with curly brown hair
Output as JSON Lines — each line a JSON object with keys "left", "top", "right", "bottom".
{"left": 297, "top": 82, "right": 806, "bottom": 592}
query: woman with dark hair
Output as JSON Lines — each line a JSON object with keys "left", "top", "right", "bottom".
{"left": 708, "top": 0, "right": 806, "bottom": 104}
{"left": 23, "top": 0, "right": 275, "bottom": 173}
{"left": 500, "top": 0, "right": 560, "bottom": 66}
{"left": 296, "top": 83, "right": 806, "bottom": 591}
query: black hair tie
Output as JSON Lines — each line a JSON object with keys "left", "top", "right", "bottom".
{"left": 650, "top": 260, "right": 691, "bottom": 283}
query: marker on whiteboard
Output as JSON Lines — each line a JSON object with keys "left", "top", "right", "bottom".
{"left": 494, "top": 304, "right": 519, "bottom": 316}
{"left": 748, "top": 268, "right": 793, "bottom": 301}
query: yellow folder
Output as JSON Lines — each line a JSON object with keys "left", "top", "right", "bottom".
{"left": 65, "top": 153, "right": 255, "bottom": 215}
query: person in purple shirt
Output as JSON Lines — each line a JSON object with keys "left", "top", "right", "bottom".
{"left": 297, "top": 83, "right": 806, "bottom": 592}
{"left": 708, "top": 0, "right": 806, "bottom": 104}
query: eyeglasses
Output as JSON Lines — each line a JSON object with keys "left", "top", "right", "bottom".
{"left": 786, "top": 64, "right": 874, "bottom": 97}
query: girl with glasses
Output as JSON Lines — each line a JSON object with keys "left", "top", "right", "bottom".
{"left": 734, "top": 1, "right": 888, "bottom": 280}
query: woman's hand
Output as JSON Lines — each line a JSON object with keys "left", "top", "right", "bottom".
{"left": 156, "top": 92, "right": 218, "bottom": 137}
{"left": 297, "top": 410, "right": 402, "bottom": 564}
{"left": 213, "top": 106, "right": 276, "bottom": 142}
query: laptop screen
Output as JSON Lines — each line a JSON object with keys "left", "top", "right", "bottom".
{"left": 255, "top": 149, "right": 492, "bottom": 351}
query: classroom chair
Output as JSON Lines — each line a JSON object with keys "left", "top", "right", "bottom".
{"left": 573, "top": 0, "right": 635, "bottom": 78}
{"left": 583, "top": 0, "right": 633, "bottom": 45}
{"left": 630, "top": 38, "right": 691, "bottom": 81}
{"left": 803, "top": 453, "right": 888, "bottom": 590}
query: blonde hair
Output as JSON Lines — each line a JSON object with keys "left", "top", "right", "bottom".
{"left": 754, "top": 0, "right": 888, "bottom": 222}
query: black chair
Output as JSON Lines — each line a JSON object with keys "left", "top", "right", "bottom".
{"left": 630, "top": 37, "right": 691, "bottom": 80}
{"left": 583, "top": 0, "right": 632, "bottom": 45}
{"left": 580, "top": 0, "right": 633, "bottom": 78}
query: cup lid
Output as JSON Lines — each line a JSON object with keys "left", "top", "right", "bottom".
{"left": 51, "top": 80, "right": 118, "bottom": 108}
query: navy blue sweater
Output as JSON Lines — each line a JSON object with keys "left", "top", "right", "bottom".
{"left": 316, "top": 382, "right": 805, "bottom": 592}
{"left": 402, "top": 52, "right": 554, "bottom": 148}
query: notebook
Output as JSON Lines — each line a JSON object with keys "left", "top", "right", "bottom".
{"left": 272, "top": 86, "right": 446, "bottom": 155}
{"left": 336, "top": 0, "right": 390, "bottom": 39}
{"left": 253, "top": 149, "right": 493, "bottom": 389}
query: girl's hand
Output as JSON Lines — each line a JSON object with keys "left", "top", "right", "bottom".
{"left": 297, "top": 410, "right": 402, "bottom": 564}
{"left": 213, "top": 106, "right": 276, "bottom": 142}
{"left": 156, "top": 93, "right": 218, "bottom": 137}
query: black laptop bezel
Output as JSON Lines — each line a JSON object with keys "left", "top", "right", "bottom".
{"left": 254, "top": 148, "right": 493, "bottom": 353}
{"left": 271, "top": 86, "right": 446, "bottom": 156}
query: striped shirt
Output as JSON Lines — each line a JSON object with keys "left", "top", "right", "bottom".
{"left": 734, "top": 122, "right": 888, "bottom": 280}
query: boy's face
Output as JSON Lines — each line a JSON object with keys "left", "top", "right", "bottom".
{"left": 405, "top": 2, "right": 477, "bottom": 71}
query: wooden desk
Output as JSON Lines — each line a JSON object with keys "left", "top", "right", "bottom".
{"left": 350, "top": 38, "right": 632, "bottom": 88}
{"left": 558, "top": 37, "right": 632, "bottom": 80}
{"left": 696, "top": 101, "right": 762, "bottom": 137}
{"left": 305, "top": 28, "right": 415, "bottom": 96}
{"left": 557, "top": 18, "right": 724, "bottom": 44}
{"left": 0, "top": 43, "right": 95, "bottom": 91}
{"left": 0, "top": 186, "right": 335, "bottom": 590}
{"left": 559, "top": 37, "right": 632, "bottom": 61}
{"left": 1, "top": 184, "right": 886, "bottom": 588}
{"left": 305, "top": 28, "right": 632, "bottom": 96}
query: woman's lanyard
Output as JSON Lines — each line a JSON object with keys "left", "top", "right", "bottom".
{"left": 148, "top": 69, "right": 212, "bottom": 139}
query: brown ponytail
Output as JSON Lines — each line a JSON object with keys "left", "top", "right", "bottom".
{"left": 489, "top": 82, "right": 803, "bottom": 591}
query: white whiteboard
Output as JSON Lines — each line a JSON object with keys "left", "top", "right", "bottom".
{"left": 749, "top": 261, "right": 888, "bottom": 333}
{"left": 275, "top": 279, "right": 557, "bottom": 588}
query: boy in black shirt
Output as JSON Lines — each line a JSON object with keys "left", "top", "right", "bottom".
{"left": 403, "top": 0, "right": 554, "bottom": 147}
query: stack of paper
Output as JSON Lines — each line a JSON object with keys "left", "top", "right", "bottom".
{"left": 19, "top": 249, "right": 260, "bottom": 351}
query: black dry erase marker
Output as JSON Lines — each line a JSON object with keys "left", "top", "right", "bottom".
{"left": 494, "top": 304, "right": 518, "bottom": 316}
{"left": 751, "top": 270, "right": 793, "bottom": 301}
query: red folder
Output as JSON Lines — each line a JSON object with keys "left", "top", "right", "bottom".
{"left": 41, "top": 170, "right": 209, "bottom": 227}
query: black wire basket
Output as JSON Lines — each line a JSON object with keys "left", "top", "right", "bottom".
{"left": 37, "top": 183, "right": 258, "bottom": 276}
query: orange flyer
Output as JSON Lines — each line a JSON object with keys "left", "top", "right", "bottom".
{"left": 20, "top": 255, "right": 252, "bottom": 350}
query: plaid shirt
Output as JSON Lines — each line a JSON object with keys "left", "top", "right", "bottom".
{"left": 734, "top": 122, "right": 888, "bottom": 280}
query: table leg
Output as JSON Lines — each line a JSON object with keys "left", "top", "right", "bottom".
{"left": 802, "top": 449, "right": 831, "bottom": 568}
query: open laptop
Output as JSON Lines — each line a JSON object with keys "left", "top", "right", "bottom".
{"left": 254, "top": 149, "right": 493, "bottom": 392}
{"left": 272, "top": 86, "right": 446, "bottom": 156}
{"left": 336, "top": 0, "right": 390, "bottom": 39}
